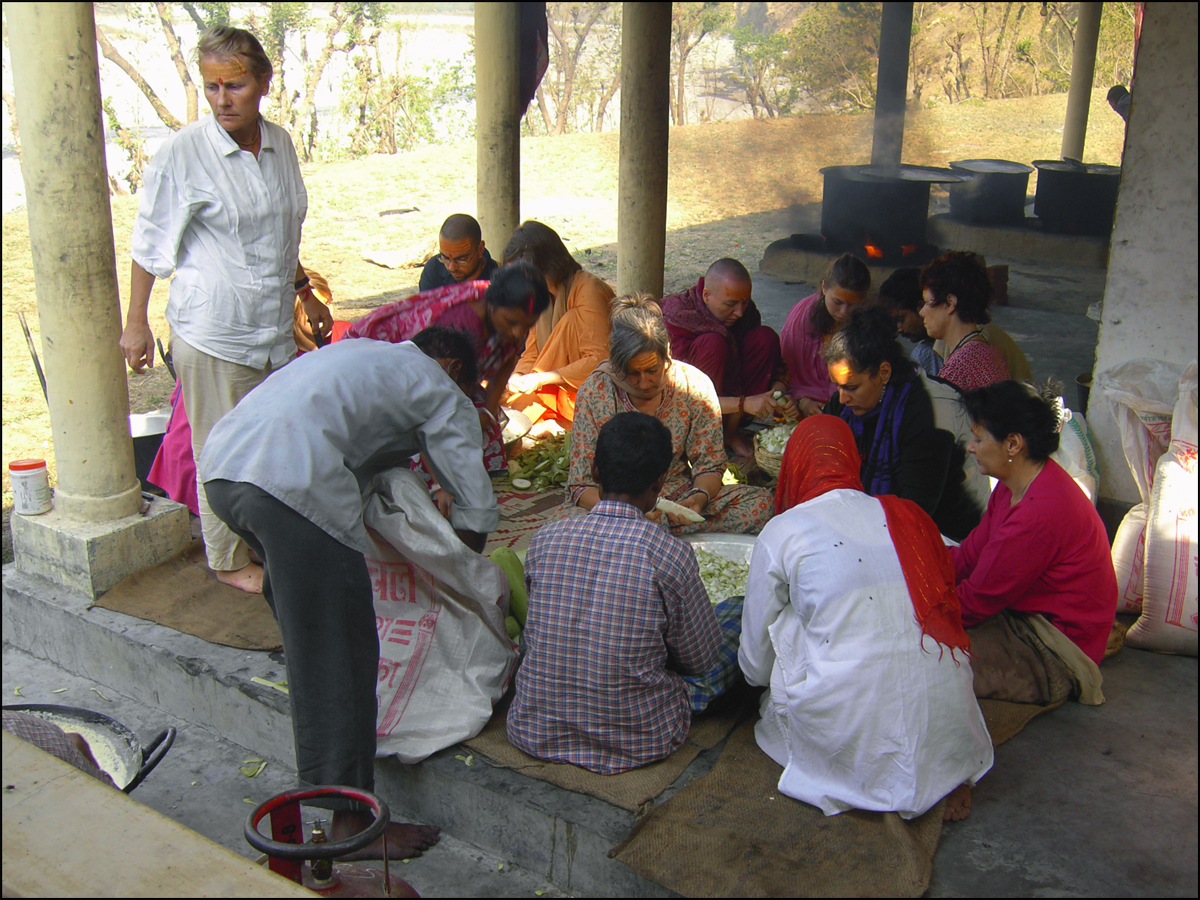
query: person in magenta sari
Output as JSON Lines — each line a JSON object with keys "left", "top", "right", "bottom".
{"left": 344, "top": 261, "right": 550, "bottom": 474}
{"left": 779, "top": 253, "right": 871, "bottom": 417}
{"left": 661, "top": 258, "right": 794, "bottom": 458}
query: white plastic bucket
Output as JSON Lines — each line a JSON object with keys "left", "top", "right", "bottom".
{"left": 9, "top": 458, "right": 52, "bottom": 515}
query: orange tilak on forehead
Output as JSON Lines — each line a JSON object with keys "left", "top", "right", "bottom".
{"left": 439, "top": 236, "right": 475, "bottom": 258}
{"left": 629, "top": 351, "right": 661, "bottom": 372}
{"left": 200, "top": 57, "right": 248, "bottom": 86}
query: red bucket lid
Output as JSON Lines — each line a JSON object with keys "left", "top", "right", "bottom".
{"left": 8, "top": 459, "right": 48, "bottom": 471}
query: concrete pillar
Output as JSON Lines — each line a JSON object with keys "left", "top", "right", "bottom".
{"left": 1061, "top": 1, "right": 1103, "bottom": 161}
{"left": 1088, "top": 1, "right": 1197, "bottom": 507}
{"left": 476, "top": 2, "right": 522, "bottom": 255}
{"left": 6, "top": 3, "right": 189, "bottom": 598}
{"left": 617, "top": 2, "right": 672, "bottom": 298}
{"left": 870, "top": 2, "right": 914, "bottom": 168}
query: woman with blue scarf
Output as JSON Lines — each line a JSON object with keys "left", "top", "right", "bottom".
{"left": 822, "top": 306, "right": 984, "bottom": 541}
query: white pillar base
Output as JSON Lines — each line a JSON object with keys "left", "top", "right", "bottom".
{"left": 10, "top": 496, "right": 191, "bottom": 600}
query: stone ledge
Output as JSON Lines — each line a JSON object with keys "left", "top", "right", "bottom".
{"left": 10, "top": 496, "right": 190, "bottom": 598}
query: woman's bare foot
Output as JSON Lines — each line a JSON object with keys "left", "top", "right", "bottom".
{"left": 330, "top": 810, "right": 440, "bottom": 861}
{"left": 725, "top": 428, "right": 756, "bottom": 460}
{"left": 214, "top": 562, "right": 264, "bottom": 594}
{"left": 943, "top": 783, "right": 972, "bottom": 821}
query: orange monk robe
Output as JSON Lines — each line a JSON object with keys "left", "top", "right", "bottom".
{"left": 510, "top": 269, "right": 614, "bottom": 424}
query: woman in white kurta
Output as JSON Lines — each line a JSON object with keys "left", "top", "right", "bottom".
{"left": 739, "top": 415, "right": 993, "bottom": 820}
{"left": 120, "top": 26, "right": 331, "bottom": 594}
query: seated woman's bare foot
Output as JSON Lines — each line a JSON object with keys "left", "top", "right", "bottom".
{"left": 725, "top": 429, "right": 756, "bottom": 460}
{"left": 330, "top": 810, "right": 440, "bottom": 860}
{"left": 214, "top": 563, "right": 263, "bottom": 594}
{"left": 943, "top": 783, "right": 972, "bottom": 822}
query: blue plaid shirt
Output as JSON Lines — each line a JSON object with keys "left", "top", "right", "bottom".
{"left": 507, "top": 501, "right": 720, "bottom": 774}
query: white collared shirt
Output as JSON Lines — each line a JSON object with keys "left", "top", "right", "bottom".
{"left": 198, "top": 339, "right": 500, "bottom": 551}
{"left": 132, "top": 113, "right": 307, "bottom": 368}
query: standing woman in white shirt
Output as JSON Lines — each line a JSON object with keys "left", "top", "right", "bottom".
{"left": 120, "top": 26, "right": 331, "bottom": 593}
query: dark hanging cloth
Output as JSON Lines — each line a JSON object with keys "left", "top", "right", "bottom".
{"left": 520, "top": 2, "right": 549, "bottom": 115}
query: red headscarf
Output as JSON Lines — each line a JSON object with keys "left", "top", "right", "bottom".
{"left": 775, "top": 415, "right": 864, "bottom": 514}
{"left": 775, "top": 415, "right": 970, "bottom": 657}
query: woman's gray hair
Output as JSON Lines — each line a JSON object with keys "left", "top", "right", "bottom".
{"left": 195, "top": 25, "right": 273, "bottom": 83}
{"left": 608, "top": 293, "right": 671, "bottom": 374}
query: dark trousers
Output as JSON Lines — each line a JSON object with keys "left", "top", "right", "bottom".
{"left": 206, "top": 480, "right": 378, "bottom": 803}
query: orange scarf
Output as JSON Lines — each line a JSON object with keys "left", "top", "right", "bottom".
{"left": 776, "top": 415, "right": 970, "bottom": 657}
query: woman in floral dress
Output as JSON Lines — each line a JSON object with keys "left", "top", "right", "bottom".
{"left": 565, "top": 294, "right": 773, "bottom": 535}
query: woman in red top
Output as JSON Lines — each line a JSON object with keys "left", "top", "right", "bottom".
{"left": 951, "top": 381, "right": 1117, "bottom": 675}
{"left": 919, "top": 251, "right": 1008, "bottom": 393}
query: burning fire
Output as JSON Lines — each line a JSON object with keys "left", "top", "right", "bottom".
{"left": 902, "top": 245, "right": 917, "bottom": 257}
{"left": 864, "top": 243, "right": 883, "bottom": 259}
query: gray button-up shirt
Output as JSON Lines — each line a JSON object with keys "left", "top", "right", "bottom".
{"left": 199, "top": 339, "right": 498, "bottom": 550}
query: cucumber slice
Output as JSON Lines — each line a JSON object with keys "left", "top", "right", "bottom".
{"left": 511, "top": 477, "right": 533, "bottom": 489}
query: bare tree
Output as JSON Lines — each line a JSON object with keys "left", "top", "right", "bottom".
{"left": 2, "top": 16, "right": 20, "bottom": 160}
{"left": 154, "top": 1, "right": 199, "bottom": 123}
{"left": 538, "top": 2, "right": 609, "bottom": 135}
{"left": 95, "top": 20, "right": 186, "bottom": 131}
{"left": 669, "top": 2, "right": 729, "bottom": 126}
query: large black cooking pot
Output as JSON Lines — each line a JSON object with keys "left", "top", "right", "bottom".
{"left": 820, "top": 164, "right": 962, "bottom": 252}
{"left": 1032, "top": 160, "right": 1122, "bottom": 235}
{"left": 948, "top": 159, "right": 1034, "bottom": 225}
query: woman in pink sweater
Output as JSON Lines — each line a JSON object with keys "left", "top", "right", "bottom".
{"left": 952, "top": 381, "right": 1117, "bottom": 701}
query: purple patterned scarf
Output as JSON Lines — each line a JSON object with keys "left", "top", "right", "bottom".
{"left": 839, "top": 377, "right": 914, "bottom": 496}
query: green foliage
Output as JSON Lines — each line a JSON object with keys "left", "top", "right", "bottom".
{"left": 730, "top": 26, "right": 797, "bottom": 118}
{"left": 340, "top": 19, "right": 475, "bottom": 156}
{"left": 783, "top": 2, "right": 881, "bottom": 112}
{"left": 101, "top": 96, "right": 149, "bottom": 193}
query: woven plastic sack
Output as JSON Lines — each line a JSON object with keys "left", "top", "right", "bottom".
{"left": 362, "top": 468, "right": 516, "bottom": 763}
{"left": 1095, "top": 359, "right": 1184, "bottom": 501}
{"left": 1127, "top": 363, "right": 1198, "bottom": 656}
{"left": 1052, "top": 407, "right": 1100, "bottom": 504}
{"left": 1112, "top": 503, "right": 1148, "bottom": 614}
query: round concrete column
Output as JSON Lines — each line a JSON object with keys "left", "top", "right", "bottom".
{"left": 617, "top": 2, "right": 672, "bottom": 298}
{"left": 7, "top": 3, "right": 141, "bottom": 522}
{"left": 1061, "top": 1, "right": 1103, "bottom": 161}
{"left": 870, "top": 2, "right": 914, "bottom": 167}
{"left": 476, "top": 2, "right": 522, "bottom": 255}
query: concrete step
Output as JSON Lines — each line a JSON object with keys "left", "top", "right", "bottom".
{"left": 3, "top": 564, "right": 690, "bottom": 897}
{"left": 2, "top": 645, "right": 570, "bottom": 899}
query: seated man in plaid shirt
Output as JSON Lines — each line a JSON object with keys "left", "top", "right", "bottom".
{"left": 507, "top": 411, "right": 743, "bottom": 775}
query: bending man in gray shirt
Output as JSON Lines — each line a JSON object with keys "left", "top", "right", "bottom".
{"left": 200, "top": 329, "right": 497, "bottom": 860}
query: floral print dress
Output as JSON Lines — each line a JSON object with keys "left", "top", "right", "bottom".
{"left": 566, "top": 360, "right": 774, "bottom": 535}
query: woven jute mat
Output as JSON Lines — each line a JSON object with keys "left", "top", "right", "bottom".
{"left": 463, "top": 694, "right": 743, "bottom": 813}
{"left": 93, "top": 538, "right": 282, "bottom": 651}
{"left": 612, "top": 698, "right": 1062, "bottom": 897}
{"left": 485, "top": 485, "right": 566, "bottom": 555}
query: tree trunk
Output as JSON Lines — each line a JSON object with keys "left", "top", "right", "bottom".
{"left": 95, "top": 23, "right": 184, "bottom": 131}
{"left": 536, "top": 84, "right": 553, "bottom": 132}
{"left": 595, "top": 69, "right": 620, "bottom": 132}
{"left": 154, "top": 2, "right": 198, "bottom": 123}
